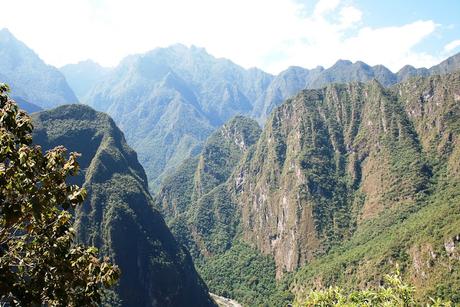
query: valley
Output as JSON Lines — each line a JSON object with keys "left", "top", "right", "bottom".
{"left": 1, "top": 14, "right": 460, "bottom": 305}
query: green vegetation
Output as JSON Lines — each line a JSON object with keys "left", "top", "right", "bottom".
{"left": 198, "top": 241, "right": 293, "bottom": 306}
{"left": 158, "top": 71, "right": 460, "bottom": 305}
{"left": 32, "top": 104, "right": 216, "bottom": 306}
{"left": 290, "top": 72, "right": 460, "bottom": 304}
{"left": 294, "top": 271, "right": 452, "bottom": 306}
{"left": 0, "top": 84, "right": 118, "bottom": 306}
{"left": 156, "top": 116, "right": 261, "bottom": 258}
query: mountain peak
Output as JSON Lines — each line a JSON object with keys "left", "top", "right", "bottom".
{"left": 0, "top": 29, "right": 78, "bottom": 108}
{"left": 0, "top": 28, "right": 22, "bottom": 45}
{"left": 332, "top": 59, "right": 353, "bottom": 67}
{"left": 0, "top": 28, "right": 14, "bottom": 39}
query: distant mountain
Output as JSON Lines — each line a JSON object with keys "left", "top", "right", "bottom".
{"left": 251, "top": 66, "right": 324, "bottom": 122}
{"left": 429, "top": 51, "right": 460, "bottom": 75}
{"left": 85, "top": 44, "right": 273, "bottom": 191}
{"left": 157, "top": 71, "right": 460, "bottom": 304}
{"left": 60, "top": 60, "right": 111, "bottom": 100}
{"left": 253, "top": 52, "right": 460, "bottom": 121}
{"left": 32, "top": 104, "right": 216, "bottom": 307}
{"left": 13, "top": 95, "right": 42, "bottom": 113}
{"left": 0, "top": 28, "right": 78, "bottom": 109}
{"left": 80, "top": 43, "right": 460, "bottom": 193}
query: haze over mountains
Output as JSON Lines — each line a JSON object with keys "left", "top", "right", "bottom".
{"left": 0, "top": 28, "right": 77, "bottom": 111}
{"left": 62, "top": 40, "right": 460, "bottom": 191}
{"left": 60, "top": 60, "right": 112, "bottom": 99}
{"left": 2, "top": 27, "right": 459, "bottom": 192}
{"left": 2, "top": 27, "right": 460, "bottom": 306}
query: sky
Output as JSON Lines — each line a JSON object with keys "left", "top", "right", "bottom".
{"left": 0, "top": 0, "right": 459, "bottom": 74}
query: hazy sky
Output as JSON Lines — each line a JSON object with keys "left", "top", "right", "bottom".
{"left": 1, "top": 0, "right": 459, "bottom": 73}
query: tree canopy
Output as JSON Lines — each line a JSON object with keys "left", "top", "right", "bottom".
{"left": 0, "top": 83, "right": 119, "bottom": 306}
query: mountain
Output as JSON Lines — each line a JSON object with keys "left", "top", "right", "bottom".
{"left": 60, "top": 60, "right": 112, "bottom": 100}
{"left": 156, "top": 71, "right": 460, "bottom": 304}
{"left": 253, "top": 52, "right": 460, "bottom": 122}
{"left": 0, "top": 28, "right": 78, "bottom": 109}
{"left": 31, "top": 104, "right": 216, "bottom": 307}
{"left": 233, "top": 79, "right": 432, "bottom": 275}
{"left": 154, "top": 116, "right": 294, "bottom": 305}
{"left": 84, "top": 44, "right": 274, "bottom": 191}
{"left": 428, "top": 51, "right": 460, "bottom": 75}
{"left": 251, "top": 66, "right": 324, "bottom": 122}
{"left": 156, "top": 116, "right": 261, "bottom": 258}
{"left": 309, "top": 59, "right": 397, "bottom": 88}
{"left": 292, "top": 71, "right": 460, "bottom": 303}
{"left": 81, "top": 44, "right": 460, "bottom": 194}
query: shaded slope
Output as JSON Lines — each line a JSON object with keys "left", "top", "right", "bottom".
{"left": 32, "top": 104, "right": 215, "bottom": 307}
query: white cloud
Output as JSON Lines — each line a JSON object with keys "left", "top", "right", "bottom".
{"left": 444, "top": 39, "right": 460, "bottom": 52}
{"left": 314, "top": 0, "right": 341, "bottom": 17}
{"left": 0, "top": 0, "right": 448, "bottom": 73}
{"left": 339, "top": 6, "right": 363, "bottom": 28}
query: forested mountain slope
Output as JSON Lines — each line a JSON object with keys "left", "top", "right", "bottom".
{"left": 157, "top": 71, "right": 460, "bottom": 304}
{"left": 32, "top": 105, "right": 216, "bottom": 307}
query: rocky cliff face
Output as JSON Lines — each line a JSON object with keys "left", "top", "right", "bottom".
{"left": 32, "top": 105, "right": 216, "bottom": 307}
{"left": 157, "top": 71, "right": 460, "bottom": 303}
{"left": 233, "top": 80, "right": 429, "bottom": 276}
{"left": 290, "top": 72, "right": 460, "bottom": 302}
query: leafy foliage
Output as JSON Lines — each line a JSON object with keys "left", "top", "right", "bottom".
{"left": 294, "top": 271, "right": 452, "bottom": 307}
{"left": 198, "top": 241, "right": 293, "bottom": 307}
{"left": 0, "top": 84, "right": 119, "bottom": 306}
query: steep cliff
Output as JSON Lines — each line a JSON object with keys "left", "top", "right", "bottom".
{"left": 156, "top": 116, "right": 261, "bottom": 258}
{"left": 158, "top": 71, "right": 460, "bottom": 304}
{"left": 32, "top": 105, "right": 216, "bottom": 307}
{"left": 290, "top": 72, "right": 460, "bottom": 302}
{"left": 234, "top": 80, "right": 429, "bottom": 276}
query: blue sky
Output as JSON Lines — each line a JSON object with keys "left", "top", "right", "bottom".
{"left": 357, "top": 0, "right": 460, "bottom": 53}
{"left": 0, "top": 0, "right": 458, "bottom": 73}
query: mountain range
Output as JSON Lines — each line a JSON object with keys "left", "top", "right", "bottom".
{"left": 2, "top": 27, "right": 460, "bottom": 305}
{"left": 156, "top": 71, "right": 460, "bottom": 304}
{"left": 66, "top": 43, "right": 459, "bottom": 194}
{"left": 32, "top": 105, "right": 216, "bottom": 307}
{"left": 0, "top": 28, "right": 78, "bottom": 110}
{"left": 2, "top": 28, "right": 460, "bottom": 193}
